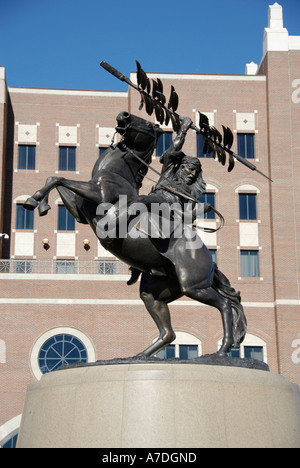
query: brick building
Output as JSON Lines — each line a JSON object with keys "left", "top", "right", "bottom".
{"left": 0, "top": 3, "right": 299, "bottom": 447}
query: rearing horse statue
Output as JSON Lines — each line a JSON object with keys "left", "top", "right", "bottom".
{"left": 24, "top": 111, "right": 246, "bottom": 358}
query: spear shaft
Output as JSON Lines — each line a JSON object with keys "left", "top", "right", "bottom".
{"left": 100, "top": 61, "right": 273, "bottom": 182}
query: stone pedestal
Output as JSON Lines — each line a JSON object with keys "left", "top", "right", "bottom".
{"left": 17, "top": 363, "right": 300, "bottom": 448}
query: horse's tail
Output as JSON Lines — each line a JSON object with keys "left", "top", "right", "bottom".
{"left": 212, "top": 264, "right": 247, "bottom": 348}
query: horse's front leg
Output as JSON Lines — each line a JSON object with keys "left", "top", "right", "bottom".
{"left": 24, "top": 177, "right": 63, "bottom": 213}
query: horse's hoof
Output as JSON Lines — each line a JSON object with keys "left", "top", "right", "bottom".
{"left": 38, "top": 202, "right": 51, "bottom": 217}
{"left": 23, "top": 197, "right": 38, "bottom": 211}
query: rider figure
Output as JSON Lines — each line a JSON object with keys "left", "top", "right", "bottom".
{"left": 127, "top": 117, "right": 214, "bottom": 285}
{"left": 135, "top": 117, "right": 213, "bottom": 227}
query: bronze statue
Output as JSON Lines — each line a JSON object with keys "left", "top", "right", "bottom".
{"left": 24, "top": 104, "right": 247, "bottom": 358}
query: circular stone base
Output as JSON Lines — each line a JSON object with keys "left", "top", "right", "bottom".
{"left": 17, "top": 363, "right": 300, "bottom": 448}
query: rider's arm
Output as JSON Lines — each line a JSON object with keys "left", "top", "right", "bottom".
{"left": 160, "top": 117, "right": 193, "bottom": 170}
{"left": 172, "top": 117, "right": 193, "bottom": 152}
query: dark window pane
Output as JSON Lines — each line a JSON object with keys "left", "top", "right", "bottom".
{"left": 16, "top": 204, "right": 34, "bottom": 230}
{"left": 59, "top": 147, "right": 76, "bottom": 171}
{"left": 2, "top": 433, "right": 18, "bottom": 448}
{"left": 156, "top": 345, "right": 175, "bottom": 360}
{"left": 156, "top": 132, "right": 173, "bottom": 157}
{"left": 58, "top": 205, "right": 75, "bottom": 231}
{"left": 244, "top": 346, "right": 264, "bottom": 361}
{"left": 199, "top": 193, "right": 216, "bottom": 219}
{"left": 38, "top": 334, "right": 88, "bottom": 374}
{"left": 179, "top": 345, "right": 198, "bottom": 360}
{"left": 197, "top": 133, "right": 214, "bottom": 158}
{"left": 239, "top": 194, "right": 257, "bottom": 220}
{"left": 237, "top": 134, "right": 255, "bottom": 159}
{"left": 241, "top": 250, "right": 260, "bottom": 277}
{"left": 18, "top": 145, "right": 36, "bottom": 170}
{"left": 230, "top": 348, "right": 241, "bottom": 358}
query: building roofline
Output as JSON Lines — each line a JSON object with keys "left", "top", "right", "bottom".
{"left": 8, "top": 86, "right": 128, "bottom": 98}
{"left": 130, "top": 72, "right": 266, "bottom": 82}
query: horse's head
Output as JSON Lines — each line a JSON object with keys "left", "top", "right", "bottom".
{"left": 116, "top": 112, "right": 163, "bottom": 154}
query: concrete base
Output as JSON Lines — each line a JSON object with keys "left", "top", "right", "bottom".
{"left": 17, "top": 363, "right": 300, "bottom": 448}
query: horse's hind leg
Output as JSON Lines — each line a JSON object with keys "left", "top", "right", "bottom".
{"left": 184, "top": 286, "right": 234, "bottom": 355}
{"left": 138, "top": 274, "right": 181, "bottom": 357}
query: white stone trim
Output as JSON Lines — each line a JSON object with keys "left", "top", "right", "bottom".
{"left": 0, "top": 298, "right": 294, "bottom": 307}
{"left": 9, "top": 87, "right": 128, "bottom": 98}
{"left": 130, "top": 73, "right": 266, "bottom": 82}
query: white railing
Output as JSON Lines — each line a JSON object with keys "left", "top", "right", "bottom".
{"left": 0, "top": 259, "right": 130, "bottom": 275}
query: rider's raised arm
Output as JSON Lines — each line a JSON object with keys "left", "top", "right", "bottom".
{"left": 160, "top": 117, "right": 193, "bottom": 172}
{"left": 172, "top": 117, "right": 193, "bottom": 152}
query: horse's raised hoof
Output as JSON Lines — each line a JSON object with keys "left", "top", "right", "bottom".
{"left": 38, "top": 202, "right": 51, "bottom": 217}
{"left": 23, "top": 197, "right": 38, "bottom": 211}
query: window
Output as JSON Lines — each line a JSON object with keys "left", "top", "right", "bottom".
{"left": 56, "top": 261, "right": 75, "bottom": 274}
{"left": 38, "top": 334, "right": 88, "bottom": 374}
{"left": 237, "top": 133, "right": 255, "bottom": 159}
{"left": 58, "top": 205, "right": 75, "bottom": 231}
{"left": 178, "top": 345, "right": 199, "bottom": 360}
{"left": 157, "top": 345, "right": 175, "bottom": 360}
{"left": 240, "top": 250, "right": 260, "bottom": 277}
{"left": 244, "top": 346, "right": 264, "bottom": 361}
{"left": 156, "top": 132, "right": 173, "bottom": 157}
{"left": 239, "top": 193, "right": 257, "bottom": 220}
{"left": 13, "top": 260, "right": 33, "bottom": 274}
{"left": 220, "top": 333, "right": 267, "bottom": 363}
{"left": 97, "top": 261, "right": 116, "bottom": 275}
{"left": 197, "top": 133, "right": 214, "bottom": 158}
{"left": 155, "top": 332, "right": 202, "bottom": 360}
{"left": 199, "top": 193, "right": 216, "bottom": 219}
{"left": 230, "top": 346, "right": 264, "bottom": 362}
{"left": 16, "top": 204, "right": 34, "bottom": 230}
{"left": 1, "top": 433, "right": 18, "bottom": 449}
{"left": 18, "top": 145, "right": 36, "bottom": 170}
{"left": 59, "top": 146, "right": 76, "bottom": 171}
{"left": 156, "top": 344, "right": 199, "bottom": 360}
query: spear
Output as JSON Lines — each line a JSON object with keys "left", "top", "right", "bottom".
{"left": 100, "top": 61, "right": 273, "bottom": 182}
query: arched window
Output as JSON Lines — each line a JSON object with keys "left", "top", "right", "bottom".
{"left": 155, "top": 331, "right": 202, "bottom": 360}
{"left": 218, "top": 333, "right": 268, "bottom": 363}
{"left": 38, "top": 334, "right": 88, "bottom": 374}
{"left": 0, "top": 415, "right": 22, "bottom": 449}
{"left": 31, "top": 327, "right": 96, "bottom": 380}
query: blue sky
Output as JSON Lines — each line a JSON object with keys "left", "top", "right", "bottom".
{"left": 1, "top": 0, "right": 299, "bottom": 91}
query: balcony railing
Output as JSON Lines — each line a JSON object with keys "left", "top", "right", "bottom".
{"left": 0, "top": 259, "right": 130, "bottom": 275}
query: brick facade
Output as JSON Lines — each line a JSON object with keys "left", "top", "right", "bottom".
{"left": 0, "top": 3, "right": 299, "bottom": 446}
